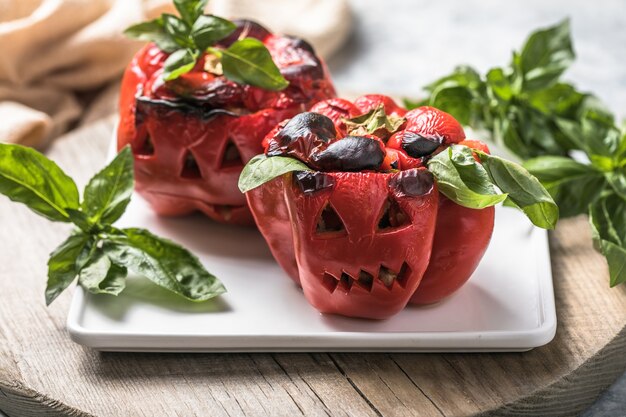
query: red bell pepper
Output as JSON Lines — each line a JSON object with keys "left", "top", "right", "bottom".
{"left": 245, "top": 95, "right": 495, "bottom": 318}
{"left": 118, "top": 20, "right": 336, "bottom": 225}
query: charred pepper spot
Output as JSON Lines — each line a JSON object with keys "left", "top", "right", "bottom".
{"left": 316, "top": 203, "right": 345, "bottom": 234}
{"left": 135, "top": 95, "right": 240, "bottom": 120}
{"left": 294, "top": 171, "right": 335, "bottom": 194}
{"left": 310, "top": 136, "right": 385, "bottom": 172}
{"left": 377, "top": 198, "right": 409, "bottom": 230}
{"left": 266, "top": 112, "right": 336, "bottom": 159}
{"left": 389, "top": 169, "right": 434, "bottom": 197}
{"left": 217, "top": 19, "right": 272, "bottom": 47}
{"left": 401, "top": 131, "right": 442, "bottom": 158}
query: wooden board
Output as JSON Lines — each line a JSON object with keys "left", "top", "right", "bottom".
{"left": 1, "top": 118, "right": 626, "bottom": 417}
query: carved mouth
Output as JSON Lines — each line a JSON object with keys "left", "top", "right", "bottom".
{"left": 321, "top": 262, "right": 411, "bottom": 293}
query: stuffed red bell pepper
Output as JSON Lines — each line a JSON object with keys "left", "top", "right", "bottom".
{"left": 119, "top": 5, "right": 335, "bottom": 225}
{"left": 239, "top": 95, "right": 558, "bottom": 319}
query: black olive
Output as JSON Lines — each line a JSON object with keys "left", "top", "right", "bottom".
{"left": 217, "top": 19, "right": 271, "bottom": 47}
{"left": 267, "top": 112, "right": 336, "bottom": 156}
{"left": 389, "top": 169, "right": 434, "bottom": 197}
{"left": 311, "top": 136, "right": 385, "bottom": 172}
{"left": 401, "top": 132, "right": 442, "bottom": 158}
{"left": 294, "top": 171, "right": 335, "bottom": 194}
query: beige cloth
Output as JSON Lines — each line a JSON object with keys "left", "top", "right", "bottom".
{"left": 0, "top": 0, "right": 351, "bottom": 147}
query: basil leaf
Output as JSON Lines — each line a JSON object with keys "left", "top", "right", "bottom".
{"left": 589, "top": 194, "right": 626, "bottom": 286}
{"left": 45, "top": 233, "right": 91, "bottom": 305}
{"left": 216, "top": 38, "right": 289, "bottom": 91}
{"left": 124, "top": 17, "right": 179, "bottom": 53}
{"left": 342, "top": 104, "right": 406, "bottom": 137}
{"left": 477, "top": 151, "right": 559, "bottom": 229}
{"left": 486, "top": 67, "right": 514, "bottom": 101}
{"left": 82, "top": 146, "right": 134, "bottom": 225}
{"left": 423, "top": 65, "right": 483, "bottom": 92}
{"left": 524, "top": 156, "right": 606, "bottom": 217}
{"left": 174, "top": 0, "right": 208, "bottom": 25}
{"left": 527, "top": 83, "right": 585, "bottom": 118}
{"left": 192, "top": 15, "right": 236, "bottom": 51}
{"left": 66, "top": 208, "right": 94, "bottom": 232}
{"left": 78, "top": 252, "right": 127, "bottom": 296}
{"left": 427, "top": 84, "right": 476, "bottom": 126}
{"left": 0, "top": 144, "right": 79, "bottom": 222}
{"left": 519, "top": 19, "right": 574, "bottom": 90}
{"left": 105, "top": 228, "right": 225, "bottom": 301}
{"left": 238, "top": 154, "right": 312, "bottom": 193}
{"left": 163, "top": 49, "right": 197, "bottom": 81}
{"left": 427, "top": 147, "right": 508, "bottom": 209}
{"left": 607, "top": 172, "right": 626, "bottom": 200}
{"left": 162, "top": 14, "right": 192, "bottom": 48}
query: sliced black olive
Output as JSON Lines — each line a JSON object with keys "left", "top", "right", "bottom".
{"left": 311, "top": 136, "right": 385, "bottom": 172}
{"left": 401, "top": 132, "right": 442, "bottom": 158}
{"left": 389, "top": 169, "right": 434, "bottom": 197}
{"left": 294, "top": 171, "right": 335, "bottom": 194}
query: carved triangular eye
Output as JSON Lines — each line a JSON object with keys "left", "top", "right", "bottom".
{"left": 220, "top": 139, "right": 243, "bottom": 168}
{"left": 137, "top": 134, "right": 155, "bottom": 156}
{"left": 377, "top": 198, "right": 409, "bottom": 230}
{"left": 316, "top": 203, "right": 345, "bottom": 234}
{"left": 180, "top": 150, "right": 202, "bottom": 179}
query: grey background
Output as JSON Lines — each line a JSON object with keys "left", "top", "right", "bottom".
{"left": 327, "top": 1, "right": 626, "bottom": 416}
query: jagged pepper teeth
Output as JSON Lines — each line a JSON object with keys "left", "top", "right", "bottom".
{"left": 118, "top": 19, "right": 336, "bottom": 225}
{"left": 246, "top": 95, "right": 496, "bottom": 319}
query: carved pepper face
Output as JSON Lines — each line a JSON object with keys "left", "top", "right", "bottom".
{"left": 117, "top": 20, "right": 336, "bottom": 224}
{"left": 246, "top": 95, "right": 495, "bottom": 318}
{"left": 284, "top": 169, "right": 438, "bottom": 319}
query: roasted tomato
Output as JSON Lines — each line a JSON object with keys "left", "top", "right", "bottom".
{"left": 118, "top": 20, "right": 336, "bottom": 225}
{"left": 245, "top": 95, "right": 495, "bottom": 318}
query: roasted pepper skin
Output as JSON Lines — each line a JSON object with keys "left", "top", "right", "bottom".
{"left": 409, "top": 197, "right": 495, "bottom": 304}
{"left": 246, "top": 95, "right": 494, "bottom": 318}
{"left": 409, "top": 139, "right": 494, "bottom": 304}
{"left": 246, "top": 175, "right": 300, "bottom": 283}
{"left": 118, "top": 20, "right": 336, "bottom": 225}
{"left": 285, "top": 170, "right": 438, "bottom": 319}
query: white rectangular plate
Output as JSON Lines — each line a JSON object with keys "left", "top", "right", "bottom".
{"left": 67, "top": 193, "right": 556, "bottom": 352}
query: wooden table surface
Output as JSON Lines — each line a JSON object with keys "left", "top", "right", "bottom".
{"left": 1, "top": 118, "right": 626, "bottom": 417}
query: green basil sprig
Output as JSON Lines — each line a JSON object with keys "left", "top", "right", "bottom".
{"left": 428, "top": 145, "right": 558, "bottom": 229}
{"left": 238, "top": 155, "right": 311, "bottom": 193}
{"left": 0, "top": 144, "right": 225, "bottom": 305}
{"left": 238, "top": 146, "right": 557, "bottom": 229}
{"left": 407, "top": 19, "right": 626, "bottom": 286}
{"left": 405, "top": 19, "right": 585, "bottom": 160}
{"left": 124, "top": 0, "right": 288, "bottom": 90}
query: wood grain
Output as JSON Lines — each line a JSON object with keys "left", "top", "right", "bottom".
{"left": 1, "top": 118, "right": 626, "bottom": 416}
